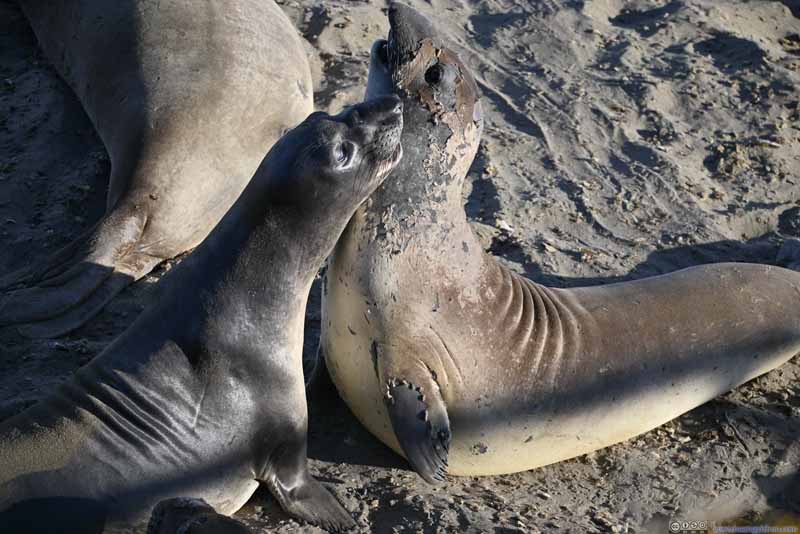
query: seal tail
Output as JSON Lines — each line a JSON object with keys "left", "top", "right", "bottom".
{"left": 0, "top": 209, "right": 161, "bottom": 338}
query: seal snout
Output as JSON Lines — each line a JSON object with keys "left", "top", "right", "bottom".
{"left": 366, "top": 40, "right": 397, "bottom": 99}
{"left": 350, "top": 94, "right": 403, "bottom": 123}
{"left": 346, "top": 95, "right": 403, "bottom": 164}
{"left": 387, "top": 2, "right": 442, "bottom": 59}
{"left": 373, "top": 39, "right": 390, "bottom": 67}
{"left": 368, "top": 93, "right": 404, "bottom": 123}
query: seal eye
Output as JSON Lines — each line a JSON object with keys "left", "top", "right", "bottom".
{"left": 425, "top": 64, "right": 443, "bottom": 85}
{"left": 334, "top": 141, "right": 354, "bottom": 167}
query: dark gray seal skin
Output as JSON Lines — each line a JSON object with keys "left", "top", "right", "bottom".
{"left": 0, "top": 0, "right": 313, "bottom": 338}
{"left": 0, "top": 95, "right": 403, "bottom": 533}
{"left": 148, "top": 498, "right": 251, "bottom": 534}
{"left": 321, "top": 3, "right": 800, "bottom": 482}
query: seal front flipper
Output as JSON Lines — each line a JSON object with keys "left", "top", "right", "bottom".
{"left": 385, "top": 378, "right": 451, "bottom": 484}
{"left": 262, "top": 441, "right": 356, "bottom": 532}
{"left": 266, "top": 475, "right": 355, "bottom": 533}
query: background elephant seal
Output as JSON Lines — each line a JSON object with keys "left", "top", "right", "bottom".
{"left": 0, "top": 0, "right": 313, "bottom": 338}
{"left": 321, "top": 3, "right": 800, "bottom": 481}
{"left": 148, "top": 498, "right": 250, "bottom": 534}
{"left": 0, "top": 95, "right": 403, "bottom": 532}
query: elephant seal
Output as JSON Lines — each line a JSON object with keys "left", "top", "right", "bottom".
{"left": 0, "top": 95, "right": 403, "bottom": 532}
{"left": 148, "top": 498, "right": 250, "bottom": 534}
{"left": 321, "top": 3, "right": 800, "bottom": 481}
{"left": 0, "top": 0, "right": 313, "bottom": 338}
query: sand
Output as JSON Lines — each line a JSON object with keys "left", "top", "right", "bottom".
{"left": 1, "top": 0, "right": 799, "bottom": 532}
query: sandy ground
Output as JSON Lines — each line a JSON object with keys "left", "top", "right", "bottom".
{"left": 1, "top": 0, "right": 800, "bottom": 532}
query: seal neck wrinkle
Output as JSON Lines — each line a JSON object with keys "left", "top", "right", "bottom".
{"left": 482, "top": 261, "right": 586, "bottom": 391}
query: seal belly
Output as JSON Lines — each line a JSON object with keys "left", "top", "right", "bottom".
{"left": 322, "top": 235, "right": 403, "bottom": 457}
{"left": 445, "top": 353, "right": 791, "bottom": 476}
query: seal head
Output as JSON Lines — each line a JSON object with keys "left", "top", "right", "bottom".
{"left": 264, "top": 97, "right": 403, "bottom": 214}
{"left": 365, "top": 2, "right": 482, "bottom": 219}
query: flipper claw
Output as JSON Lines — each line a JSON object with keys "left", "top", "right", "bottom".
{"left": 385, "top": 381, "right": 451, "bottom": 484}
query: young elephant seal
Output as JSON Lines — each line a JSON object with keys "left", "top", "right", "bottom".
{"left": 321, "top": 3, "right": 800, "bottom": 481}
{"left": 0, "top": 95, "right": 403, "bottom": 532}
{"left": 0, "top": 0, "right": 313, "bottom": 338}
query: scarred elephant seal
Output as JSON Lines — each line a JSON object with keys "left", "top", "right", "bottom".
{"left": 320, "top": 3, "right": 800, "bottom": 481}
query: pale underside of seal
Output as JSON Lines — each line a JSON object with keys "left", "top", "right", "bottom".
{"left": 0, "top": 0, "right": 313, "bottom": 338}
{"left": 321, "top": 3, "right": 800, "bottom": 480}
{"left": 0, "top": 96, "right": 403, "bottom": 532}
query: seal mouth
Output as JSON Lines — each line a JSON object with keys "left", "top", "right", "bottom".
{"left": 379, "top": 143, "right": 404, "bottom": 178}
{"left": 372, "top": 119, "right": 404, "bottom": 180}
